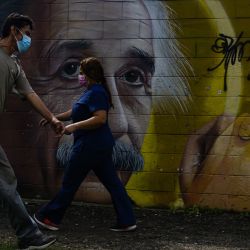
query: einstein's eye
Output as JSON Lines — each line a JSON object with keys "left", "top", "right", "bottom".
{"left": 118, "top": 67, "right": 146, "bottom": 86}
{"left": 59, "top": 60, "right": 80, "bottom": 79}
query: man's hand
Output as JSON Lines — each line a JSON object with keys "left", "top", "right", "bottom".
{"left": 50, "top": 117, "right": 65, "bottom": 136}
{"left": 39, "top": 118, "right": 49, "bottom": 127}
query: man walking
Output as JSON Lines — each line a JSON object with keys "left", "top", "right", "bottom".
{"left": 0, "top": 12, "right": 64, "bottom": 249}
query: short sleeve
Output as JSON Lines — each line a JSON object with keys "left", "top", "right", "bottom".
{"left": 88, "top": 91, "right": 108, "bottom": 113}
{"left": 13, "top": 68, "right": 34, "bottom": 97}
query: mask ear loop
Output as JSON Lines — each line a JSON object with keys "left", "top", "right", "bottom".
{"left": 12, "top": 27, "right": 22, "bottom": 43}
{"left": 16, "top": 27, "right": 24, "bottom": 39}
{"left": 9, "top": 26, "right": 20, "bottom": 52}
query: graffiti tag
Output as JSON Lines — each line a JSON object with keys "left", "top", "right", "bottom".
{"left": 208, "top": 32, "right": 250, "bottom": 91}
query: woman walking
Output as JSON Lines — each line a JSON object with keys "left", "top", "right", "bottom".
{"left": 34, "top": 57, "right": 136, "bottom": 232}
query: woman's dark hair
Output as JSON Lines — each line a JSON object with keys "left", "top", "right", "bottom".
{"left": 1, "top": 12, "right": 34, "bottom": 38}
{"left": 80, "top": 57, "right": 114, "bottom": 108}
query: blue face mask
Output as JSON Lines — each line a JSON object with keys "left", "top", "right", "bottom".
{"left": 15, "top": 29, "right": 31, "bottom": 53}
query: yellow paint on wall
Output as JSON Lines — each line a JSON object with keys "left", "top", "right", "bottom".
{"left": 127, "top": 0, "right": 244, "bottom": 209}
{"left": 127, "top": 190, "right": 180, "bottom": 208}
{"left": 139, "top": 153, "right": 183, "bottom": 173}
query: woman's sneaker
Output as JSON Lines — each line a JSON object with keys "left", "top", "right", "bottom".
{"left": 34, "top": 213, "right": 59, "bottom": 231}
{"left": 110, "top": 224, "right": 137, "bottom": 232}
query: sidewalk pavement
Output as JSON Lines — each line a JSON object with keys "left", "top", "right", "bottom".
{"left": 0, "top": 200, "right": 250, "bottom": 250}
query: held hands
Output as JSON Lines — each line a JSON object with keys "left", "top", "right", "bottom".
{"left": 39, "top": 118, "right": 76, "bottom": 135}
{"left": 50, "top": 117, "right": 65, "bottom": 136}
{"left": 40, "top": 117, "right": 65, "bottom": 136}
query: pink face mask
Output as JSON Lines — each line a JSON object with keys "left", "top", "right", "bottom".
{"left": 78, "top": 74, "right": 88, "bottom": 87}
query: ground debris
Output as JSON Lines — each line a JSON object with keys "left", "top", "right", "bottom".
{"left": 0, "top": 202, "right": 250, "bottom": 249}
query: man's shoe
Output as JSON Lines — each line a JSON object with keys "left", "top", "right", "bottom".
{"left": 18, "top": 234, "right": 56, "bottom": 250}
{"left": 110, "top": 224, "right": 137, "bottom": 232}
{"left": 34, "top": 213, "right": 59, "bottom": 231}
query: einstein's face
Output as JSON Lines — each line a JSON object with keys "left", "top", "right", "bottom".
{"left": 12, "top": 0, "right": 155, "bottom": 201}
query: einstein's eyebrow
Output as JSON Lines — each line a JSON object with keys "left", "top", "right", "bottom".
{"left": 126, "top": 46, "right": 155, "bottom": 74}
{"left": 44, "top": 40, "right": 93, "bottom": 58}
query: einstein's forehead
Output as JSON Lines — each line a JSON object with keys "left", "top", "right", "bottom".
{"left": 26, "top": 0, "right": 153, "bottom": 60}
{"left": 61, "top": 1, "right": 150, "bottom": 39}
{"left": 30, "top": 0, "right": 150, "bottom": 21}
{"left": 68, "top": 0, "right": 150, "bottom": 20}
{"left": 29, "top": 0, "right": 152, "bottom": 40}
{"left": 65, "top": 19, "right": 152, "bottom": 40}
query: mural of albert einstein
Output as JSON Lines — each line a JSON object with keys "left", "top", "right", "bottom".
{"left": 0, "top": 0, "right": 191, "bottom": 204}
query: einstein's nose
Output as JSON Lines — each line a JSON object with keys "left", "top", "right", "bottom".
{"left": 106, "top": 77, "right": 128, "bottom": 140}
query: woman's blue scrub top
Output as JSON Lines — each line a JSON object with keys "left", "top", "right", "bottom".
{"left": 71, "top": 83, "right": 115, "bottom": 151}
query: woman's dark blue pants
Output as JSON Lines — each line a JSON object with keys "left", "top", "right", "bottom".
{"left": 38, "top": 145, "right": 136, "bottom": 226}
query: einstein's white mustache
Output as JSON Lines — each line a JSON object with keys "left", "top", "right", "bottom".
{"left": 56, "top": 140, "right": 144, "bottom": 172}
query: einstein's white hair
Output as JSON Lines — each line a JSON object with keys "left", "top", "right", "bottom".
{"left": 143, "top": 0, "right": 193, "bottom": 114}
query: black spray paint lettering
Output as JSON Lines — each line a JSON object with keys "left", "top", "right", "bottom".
{"left": 207, "top": 32, "right": 250, "bottom": 91}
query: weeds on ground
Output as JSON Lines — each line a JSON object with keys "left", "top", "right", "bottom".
{"left": 167, "top": 205, "right": 250, "bottom": 217}
{"left": 0, "top": 243, "right": 13, "bottom": 250}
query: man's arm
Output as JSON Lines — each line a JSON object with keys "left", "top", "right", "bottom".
{"left": 13, "top": 65, "right": 64, "bottom": 135}
{"left": 25, "top": 92, "right": 65, "bottom": 135}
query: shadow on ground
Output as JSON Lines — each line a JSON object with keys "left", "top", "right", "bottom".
{"left": 0, "top": 200, "right": 250, "bottom": 249}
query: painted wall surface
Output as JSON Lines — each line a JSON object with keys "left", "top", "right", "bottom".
{"left": 1, "top": 0, "right": 250, "bottom": 211}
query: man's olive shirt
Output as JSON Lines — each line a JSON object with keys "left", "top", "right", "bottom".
{"left": 0, "top": 47, "right": 34, "bottom": 113}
